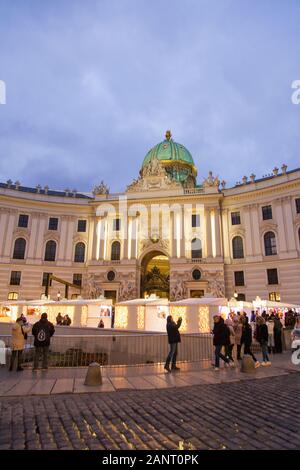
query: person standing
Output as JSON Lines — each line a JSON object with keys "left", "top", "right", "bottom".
{"left": 212, "top": 316, "right": 231, "bottom": 371}
{"left": 164, "top": 315, "right": 182, "bottom": 372}
{"left": 233, "top": 317, "right": 243, "bottom": 360}
{"left": 274, "top": 314, "right": 283, "bottom": 353}
{"left": 98, "top": 319, "right": 104, "bottom": 328}
{"left": 32, "top": 313, "right": 55, "bottom": 371}
{"left": 241, "top": 317, "right": 260, "bottom": 368}
{"left": 267, "top": 317, "right": 275, "bottom": 354}
{"left": 9, "top": 317, "right": 31, "bottom": 371}
{"left": 256, "top": 316, "right": 271, "bottom": 366}
{"left": 56, "top": 312, "right": 63, "bottom": 325}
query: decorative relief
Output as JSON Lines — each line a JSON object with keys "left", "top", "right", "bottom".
{"left": 203, "top": 171, "right": 220, "bottom": 189}
{"left": 170, "top": 272, "right": 189, "bottom": 301}
{"left": 118, "top": 279, "right": 137, "bottom": 301}
{"left": 84, "top": 273, "right": 105, "bottom": 299}
{"left": 205, "top": 271, "right": 225, "bottom": 298}
{"left": 139, "top": 238, "right": 169, "bottom": 254}
{"left": 126, "top": 157, "right": 181, "bottom": 193}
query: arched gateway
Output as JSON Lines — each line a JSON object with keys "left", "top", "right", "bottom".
{"left": 140, "top": 251, "right": 170, "bottom": 298}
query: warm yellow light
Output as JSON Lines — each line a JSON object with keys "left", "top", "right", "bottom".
{"left": 137, "top": 305, "right": 145, "bottom": 329}
{"left": 198, "top": 306, "right": 210, "bottom": 333}
{"left": 115, "top": 306, "right": 128, "bottom": 328}
{"left": 170, "top": 306, "right": 187, "bottom": 332}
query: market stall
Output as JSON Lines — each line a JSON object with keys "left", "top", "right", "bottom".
{"left": 114, "top": 297, "right": 169, "bottom": 331}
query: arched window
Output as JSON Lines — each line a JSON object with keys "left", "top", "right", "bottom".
{"left": 232, "top": 236, "right": 244, "bottom": 259}
{"left": 74, "top": 242, "right": 85, "bottom": 262}
{"left": 264, "top": 231, "right": 277, "bottom": 256}
{"left": 44, "top": 240, "right": 57, "bottom": 261}
{"left": 191, "top": 238, "right": 202, "bottom": 259}
{"left": 13, "top": 238, "right": 26, "bottom": 259}
{"left": 111, "top": 241, "right": 121, "bottom": 261}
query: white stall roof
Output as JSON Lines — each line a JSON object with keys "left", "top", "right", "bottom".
{"left": 228, "top": 298, "right": 253, "bottom": 309}
{"left": 170, "top": 297, "right": 228, "bottom": 306}
{"left": 116, "top": 298, "right": 169, "bottom": 306}
{"left": 0, "top": 298, "right": 112, "bottom": 307}
{"left": 253, "top": 299, "right": 300, "bottom": 309}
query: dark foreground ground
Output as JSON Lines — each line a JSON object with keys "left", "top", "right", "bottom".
{"left": 0, "top": 372, "right": 299, "bottom": 450}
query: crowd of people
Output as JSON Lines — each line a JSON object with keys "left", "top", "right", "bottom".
{"left": 164, "top": 309, "right": 300, "bottom": 373}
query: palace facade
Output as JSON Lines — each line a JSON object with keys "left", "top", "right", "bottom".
{"left": 0, "top": 131, "right": 300, "bottom": 304}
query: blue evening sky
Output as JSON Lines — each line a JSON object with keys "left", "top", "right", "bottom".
{"left": 0, "top": 0, "right": 299, "bottom": 192}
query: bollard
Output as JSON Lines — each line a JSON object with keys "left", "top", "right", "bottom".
{"left": 241, "top": 355, "right": 255, "bottom": 373}
{"left": 84, "top": 362, "right": 102, "bottom": 386}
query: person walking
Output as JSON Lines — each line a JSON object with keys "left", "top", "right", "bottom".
{"left": 212, "top": 316, "right": 232, "bottom": 371}
{"left": 256, "top": 316, "right": 271, "bottom": 366}
{"left": 32, "top": 313, "right": 55, "bottom": 371}
{"left": 233, "top": 317, "right": 243, "bottom": 360}
{"left": 164, "top": 315, "right": 182, "bottom": 372}
{"left": 241, "top": 317, "right": 260, "bottom": 368}
{"left": 225, "top": 318, "right": 235, "bottom": 363}
{"left": 274, "top": 314, "right": 283, "bottom": 353}
{"left": 9, "top": 317, "right": 31, "bottom": 371}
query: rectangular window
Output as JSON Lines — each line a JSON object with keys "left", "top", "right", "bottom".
{"left": 10, "top": 271, "right": 21, "bottom": 286}
{"left": 48, "top": 217, "right": 58, "bottom": 231}
{"left": 236, "top": 293, "right": 246, "bottom": 301}
{"left": 77, "top": 220, "right": 87, "bottom": 232}
{"left": 295, "top": 198, "right": 300, "bottom": 214}
{"left": 262, "top": 205, "right": 272, "bottom": 220}
{"left": 73, "top": 273, "right": 82, "bottom": 287}
{"left": 269, "top": 292, "right": 280, "bottom": 302}
{"left": 7, "top": 292, "right": 19, "bottom": 300}
{"left": 18, "top": 214, "right": 29, "bottom": 228}
{"left": 191, "top": 214, "right": 200, "bottom": 228}
{"left": 267, "top": 268, "right": 278, "bottom": 285}
{"left": 42, "top": 273, "right": 52, "bottom": 287}
{"left": 231, "top": 211, "right": 241, "bottom": 225}
{"left": 113, "top": 218, "right": 121, "bottom": 231}
{"left": 234, "top": 271, "right": 245, "bottom": 286}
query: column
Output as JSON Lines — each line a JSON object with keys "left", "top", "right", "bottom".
{"left": 205, "top": 208, "right": 213, "bottom": 258}
{"left": 180, "top": 208, "right": 185, "bottom": 258}
{"left": 283, "top": 196, "right": 297, "bottom": 252}
{"left": 99, "top": 216, "right": 107, "bottom": 261}
{"left": 221, "top": 209, "right": 230, "bottom": 260}
{"left": 65, "top": 216, "right": 76, "bottom": 261}
{"left": 243, "top": 205, "right": 253, "bottom": 257}
{"left": 275, "top": 199, "right": 287, "bottom": 253}
{"left": 130, "top": 217, "right": 138, "bottom": 259}
{"left": 124, "top": 216, "right": 130, "bottom": 260}
{"left": 57, "top": 216, "right": 69, "bottom": 261}
{"left": 3, "top": 209, "right": 17, "bottom": 258}
{"left": 214, "top": 208, "right": 222, "bottom": 258}
{"left": 250, "top": 204, "right": 261, "bottom": 256}
{"left": 0, "top": 209, "right": 9, "bottom": 257}
{"left": 35, "top": 214, "right": 47, "bottom": 260}
{"left": 170, "top": 212, "right": 176, "bottom": 258}
{"left": 27, "top": 213, "right": 39, "bottom": 260}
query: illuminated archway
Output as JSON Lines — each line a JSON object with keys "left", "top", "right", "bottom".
{"left": 140, "top": 250, "right": 170, "bottom": 298}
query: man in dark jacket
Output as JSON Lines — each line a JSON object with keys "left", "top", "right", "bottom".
{"left": 241, "top": 317, "right": 260, "bottom": 367}
{"left": 212, "top": 316, "right": 231, "bottom": 370}
{"left": 32, "top": 313, "right": 55, "bottom": 370}
{"left": 164, "top": 315, "right": 182, "bottom": 372}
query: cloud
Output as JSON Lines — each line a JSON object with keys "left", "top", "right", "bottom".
{"left": 0, "top": 0, "right": 299, "bottom": 192}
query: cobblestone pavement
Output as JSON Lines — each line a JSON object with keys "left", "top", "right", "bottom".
{"left": 0, "top": 372, "right": 299, "bottom": 450}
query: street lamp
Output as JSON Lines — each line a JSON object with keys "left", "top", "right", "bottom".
{"left": 57, "top": 291, "right": 61, "bottom": 301}
{"left": 233, "top": 291, "right": 238, "bottom": 299}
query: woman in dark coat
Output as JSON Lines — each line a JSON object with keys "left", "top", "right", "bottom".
{"left": 212, "top": 316, "right": 231, "bottom": 370}
{"left": 256, "top": 316, "right": 271, "bottom": 366}
{"left": 164, "top": 315, "right": 182, "bottom": 372}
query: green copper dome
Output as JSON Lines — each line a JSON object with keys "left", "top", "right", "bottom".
{"left": 142, "top": 131, "right": 197, "bottom": 186}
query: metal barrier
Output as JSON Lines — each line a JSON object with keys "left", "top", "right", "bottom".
{"left": 0, "top": 333, "right": 214, "bottom": 368}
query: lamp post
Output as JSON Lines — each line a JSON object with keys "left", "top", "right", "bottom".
{"left": 57, "top": 291, "right": 61, "bottom": 302}
{"left": 234, "top": 291, "right": 238, "bottom": 299}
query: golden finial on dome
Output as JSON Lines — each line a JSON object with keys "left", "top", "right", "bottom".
{"left": 165, "top": 130, "right": 172, "bottom": 141}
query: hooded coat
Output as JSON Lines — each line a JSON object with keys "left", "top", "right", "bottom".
{"left": 11, "top": 321, "right": 31, "bottom": 351}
